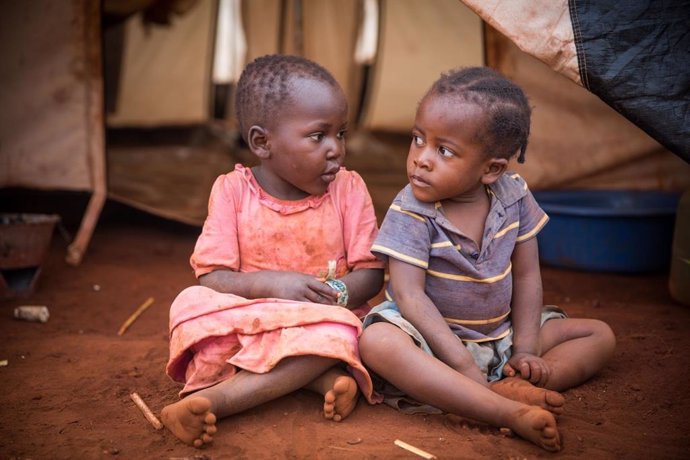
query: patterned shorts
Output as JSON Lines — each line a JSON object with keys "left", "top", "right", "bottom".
{"left": 362, "top": 301, "right": 567, "bottom": 414}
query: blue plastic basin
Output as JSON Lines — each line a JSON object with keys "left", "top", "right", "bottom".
{"left": 533, "top": 190, "right": 680, "bottom": 273}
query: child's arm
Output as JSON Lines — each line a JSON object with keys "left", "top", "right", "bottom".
{"left": 389, "top": 258, "right": 487, "bottom": 385}
{"left": 338, "top": 268, "right": 384, "bottom": 308}
{"left": 200, "top": 269, "right": 340, "bottom": 304}
{"left": 504, "top": 237, "right": 551, "bottom": 386}
{"left": 200, "top": 267, "right": 383, "bottom": 307}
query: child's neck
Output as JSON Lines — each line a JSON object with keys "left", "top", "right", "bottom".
{"left": 251, "top": 166, "right": 310, "bottom": 201}
{"left": 441, "top": 185, "right": 491, "bottom": 248}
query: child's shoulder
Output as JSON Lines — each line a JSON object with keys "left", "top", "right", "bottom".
{"left": 331, "top": 167, "right": 367, "bottom": 192}
{"left": 491, "top": 172, "right": 532, "bottom": 206}
{"left": 208, "top": 164, "right": 255, "bottom": 198}
{"left": 214, "top": 164, "right": 252, "bottom": 185}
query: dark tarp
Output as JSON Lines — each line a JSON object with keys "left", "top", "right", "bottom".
{"left": 569, "top": 0, "right": 690, "bottom": 162}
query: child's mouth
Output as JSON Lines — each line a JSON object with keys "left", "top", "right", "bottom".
{"left": 410, "top": 175, "right": 430, "bottom": 187}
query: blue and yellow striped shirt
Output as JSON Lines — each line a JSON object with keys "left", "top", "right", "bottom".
{"left": 372, "top": 173, "right": 549, "bottom": 342}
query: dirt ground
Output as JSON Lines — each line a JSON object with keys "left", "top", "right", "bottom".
{"left": 2, "top": 187, "right": 690, "bottom": 460}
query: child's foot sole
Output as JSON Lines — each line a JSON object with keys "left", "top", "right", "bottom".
{"left": 323, "top": 375, "right": 359, "bottom": 422}
{"left": 161, "top": 396, "right": 217, "bottom": 447}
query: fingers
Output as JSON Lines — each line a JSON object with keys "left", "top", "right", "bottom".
{"left": 528, "top": 364, "right": 542, "bottom": 385}
{"left": 307, "top": 286, "right": 338, "bottom": 305}
{"left": 525, "top": 361, "right": 549, "bottom": 387}
{"left": 503, "top": 363, "right": 516, "bottom": 377}
{"left": 308, "top": 279, "right": 339, "bottom": 304}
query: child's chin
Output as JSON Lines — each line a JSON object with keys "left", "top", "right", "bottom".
{"left": 411, "top": 187, "right": 437, "bottom": 203}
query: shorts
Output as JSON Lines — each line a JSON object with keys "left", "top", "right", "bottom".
{"left": 362, "top": 301, "right": 567, "bottom": 414}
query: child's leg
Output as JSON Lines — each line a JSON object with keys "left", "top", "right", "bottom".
{"left": 359, "top": 322, "right": 561, "bottom": 452}
{"left": 304, "top": 367, "right": 359, "bottom": 422}
{"left": 538, "top": 318, "right": 616, "bottom": 392}
{"left": 162, "top": 355, "right": 338, "bottom": 447}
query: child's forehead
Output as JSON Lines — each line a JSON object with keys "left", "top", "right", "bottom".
{"left": 417, "top": 94, "right": 486, "bottom": 123}
{"left": 281, "top": 78, "right": 346, "bottom": 112}
{"left": 288, "top": 76, "right": 342, "bottom": 98}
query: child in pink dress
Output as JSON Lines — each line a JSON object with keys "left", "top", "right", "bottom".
{"left": 161, "top": 55, "right": 384, "bottom": 448}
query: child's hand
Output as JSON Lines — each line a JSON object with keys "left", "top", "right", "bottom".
{"left": 504, "top": 352, "right": 551, "bottom": 387}
{"left": 270, "top": 272, "right": 340, "bottom": 305}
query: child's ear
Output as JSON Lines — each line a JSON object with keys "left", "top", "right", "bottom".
{"left": 481, "top": 158, "right": 508, "bottom": 185}
{"left": 247, "top": 125, "right": 271, "bottom": 159}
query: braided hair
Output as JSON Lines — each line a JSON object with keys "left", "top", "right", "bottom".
{"left": 235, "top": 54, "right": 338, "bottom": 142}
{"left": 426, "top": 67, "right": 532, "bottom": 163}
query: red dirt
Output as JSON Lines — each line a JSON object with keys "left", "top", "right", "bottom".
{"left": 2, "top": 202, "right": 690, "bottom": 459}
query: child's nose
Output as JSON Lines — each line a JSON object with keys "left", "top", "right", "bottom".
{"left": 414, "top": 148, "right": 433, "bottom": 169}
{"left": 325, "top": 138, "right": 345, "bottom": 160}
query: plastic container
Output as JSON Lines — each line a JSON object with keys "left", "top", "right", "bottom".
{"left": 533, "top": 190, "right": 680, "bottom": 273}
{"left": 669, "top": 189, "right": 690, "bottom": 305}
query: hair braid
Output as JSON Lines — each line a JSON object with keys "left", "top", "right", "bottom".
{"left": 427, "top": 67, "right": 532, "bottom": 163}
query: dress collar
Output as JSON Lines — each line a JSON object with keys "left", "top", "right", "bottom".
{"left": 235, "top": 164, "right": 333, "bottom": 215}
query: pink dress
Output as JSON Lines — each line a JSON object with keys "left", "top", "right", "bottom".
{"left": 167, "top": 164, "right": 384, "bottom": 402}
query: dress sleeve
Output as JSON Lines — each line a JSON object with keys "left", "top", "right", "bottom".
{"left": 371, "top": 193, "right": 432, "bottom": 270}
{"left": 189, "top": 174, "right": 241, "bottom": 277}
{"left": 516, "top": 185, "right": 549, "bottom": 243}
{"left": 339, "top": 171, "right": 385, "bottom": 271}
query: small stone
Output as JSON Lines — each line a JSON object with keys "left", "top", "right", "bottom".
{"left": 347, "top": 437, "right": 362, "bottom": 445}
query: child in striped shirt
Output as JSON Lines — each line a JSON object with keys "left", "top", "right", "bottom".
{"left": 359, "top": 67, "right": 615, "bottom": 452}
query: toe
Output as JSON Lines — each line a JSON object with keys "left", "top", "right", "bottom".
{"left": 189, "top": 398, "right": 211, "bottom": 415}
{"left": 543, "top": 426, "right": 558, "bottom": 438}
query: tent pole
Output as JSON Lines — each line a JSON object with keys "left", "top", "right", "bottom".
{"left": 66, "top": 0, "right": 107, "bottom": 267}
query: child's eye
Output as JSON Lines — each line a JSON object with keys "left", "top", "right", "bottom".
{"left": 412, "top": 135, "right": 424, "bottom": 147}
{"left": 309, "top": 133, "right": 325, "bottom": 142}
{"left": 337, "top": 129, "right": 347, "bottom": 140}
{"left": 438, "top": 146, "right": 454, "bottom": 158}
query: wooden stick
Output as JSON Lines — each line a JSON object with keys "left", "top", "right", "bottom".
{"left": 130, "top": 392, "right": 163, "bottom": 430}
{"left": 394, "top": 439, "right": 437, "bottom": 459}
{"left": 118, "top": 297, "right": 155, "bottom": 336}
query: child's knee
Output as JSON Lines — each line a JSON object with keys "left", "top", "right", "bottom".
{"left": 359, "top": 322, "right": 400, "bottom": 362}
{"left": 590, "top": 319, "right": 616, "bottom": 355}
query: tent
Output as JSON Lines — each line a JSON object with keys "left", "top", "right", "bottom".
{"left": 2, "top": 0, "right": 688, "bottom": 263}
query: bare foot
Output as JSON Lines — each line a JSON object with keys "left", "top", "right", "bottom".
{"left": 490, "top": 377, "right": 565, "bottom": 415}
{"left": 161, "top": 396, "right": 217, "bottom": 448}
{"left": 508, "top": 405, "right": 561, "bottom": 452}
{"left": 323, "top": 374, "right": 359, "bottom": 422}
{"left": 305, "top": 368, "right": 360, "bottom": 422}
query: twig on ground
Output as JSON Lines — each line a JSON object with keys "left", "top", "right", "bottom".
{"left": 394, "top": 439, "right": 437, "bottom": 459}
{"left": 328, "top": 445, "right": 359, "bottom": 453}
{"left": 118, "top": 297, "right": 155, "bottom": 336}
{"left": 130, "top": 392, "right": 163, "bottom": 430}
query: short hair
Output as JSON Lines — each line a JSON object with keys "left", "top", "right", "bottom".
{"left": 425, "top": 67, "right": 532, "bottom": 163}
{"left": 235, "top": 54, "right": 339, "bottom": 141}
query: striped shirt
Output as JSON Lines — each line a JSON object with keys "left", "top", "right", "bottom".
{"left": 372, "top": 173, "right": 549, "bottom": 342}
